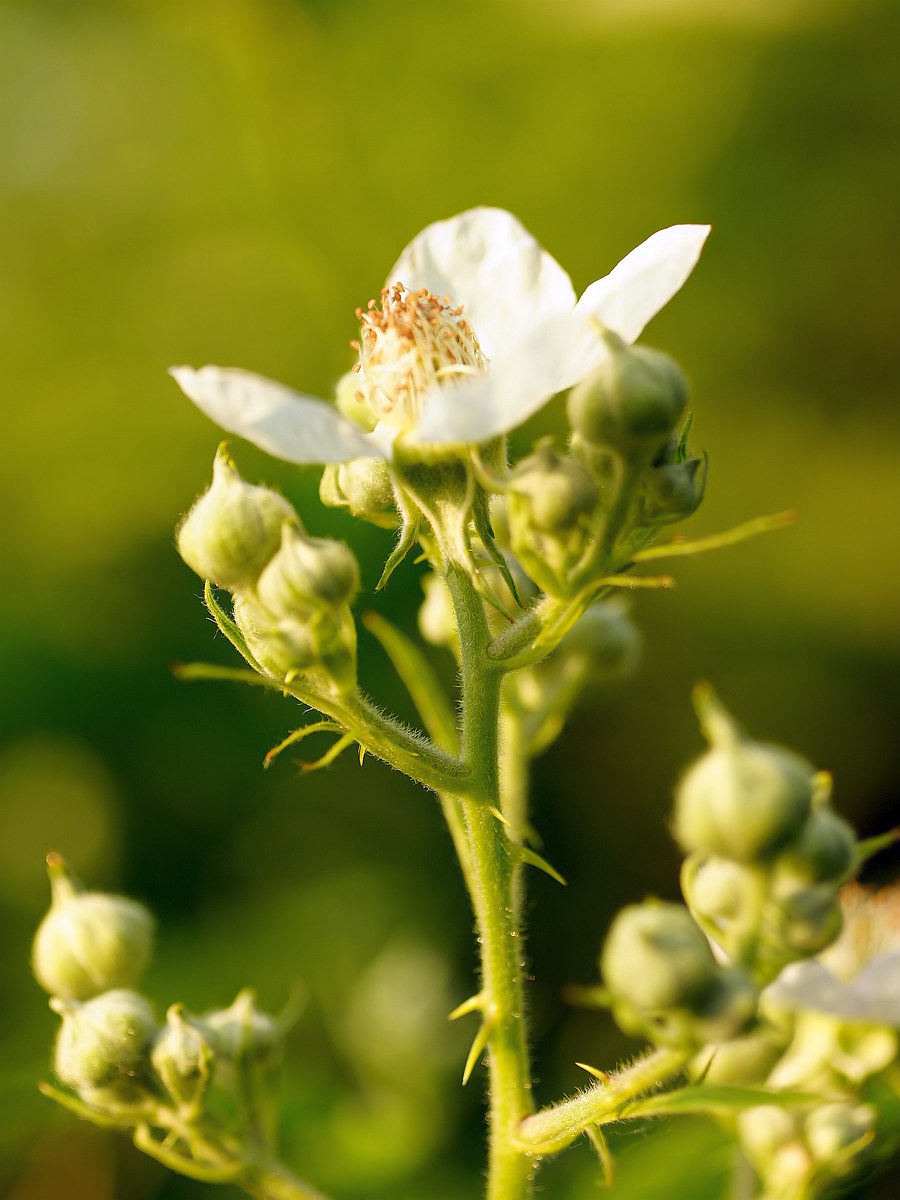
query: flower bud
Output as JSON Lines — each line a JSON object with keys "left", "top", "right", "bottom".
{"left": 53, "top": 989, "right": 156, "bottom": 1101}
{"left": 690, "top": 968, "right": 758, "bottom": 1044}
{"left": 738, "top": 1105, "right": 801, "bottom": 1168}
{"left": 805, "top": 1102, "right": 875, "bottom": 1165}
{"left": 566, "top": 334, "right": 688, "bottom": 454}
{"left": 770, "top": 882, "right": 843, "bottom": 956}
{"left": 203, "top": 988, "right": 281, "bottom": 1065}
{"left": 689, "top": 856, "right": 756, "bottom": 925}
{"left": 639, "top": 456, "right": 706, "bottom": 525}
{"left": 233, "top": 594, "right": 318, "bottom": 678}
{"left": 177, "top": 444, "right": 295, "bottom": 590}
{"left": 507, "top": 444, "right": 598, "bottom": 535}
{"left": 692, "top": 1027, "right": 787, "bottom": 1085}
{"left": 776, "top": 808, "right": 856, "bottom": 885}
{"left": 32, "top": 854, "right": 154, "bottom": 1001}
{"left": 150, "top": 1003, "right": 215, "bottom": 1110}
{"left": 320, "top": 459, "right": 396, "bottom": 525}
{"left": 674, "top": 740, "right": 814, "bottom": 864}
{"left": 601, "top": 901, "right": 719, "bottom": 1013}
{"left": 419, "top": 572, "right": 458, "bottom": 651}
{"left": 256, "top": 521, "right": 359, "bottom": 618}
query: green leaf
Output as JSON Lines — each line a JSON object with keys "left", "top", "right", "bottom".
{"left": 362, "top": 611, "right": 458, "bottom": 750}
{"left": 622, "top": 1083, "right": 822, "bottom": 1120}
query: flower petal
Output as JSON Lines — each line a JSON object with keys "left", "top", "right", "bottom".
{"left": 388, "top": 207, "right": 577, "bottom": 360}
{"left": 412, "top": 312, "right": 607, "bottom": 446}
{"left": 575, "top": 224, "right": 710, "bottom": 344}
{"left": 170, "top": 366, "right": 382, "bottom": 464}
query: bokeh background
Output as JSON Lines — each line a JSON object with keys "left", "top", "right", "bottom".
{"left": 2, "top": 0, "right": 898, "bottom": 1197}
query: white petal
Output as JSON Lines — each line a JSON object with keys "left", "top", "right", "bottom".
{"left": 413, "top": 312, "right": 607, "bottom": 446}
{"left": 765, "top": 962, "right": 852, "bottom": 1016}
{"left": 388, "top": 207, "right": 577, "bottom": 360}
{"left": 576, "top": 224, "right": 710, "bottom": 344}
{"left": 170, "top": 366, "right": 382, "bottom": 464}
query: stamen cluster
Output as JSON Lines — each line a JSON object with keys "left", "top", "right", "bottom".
{"left": 351, "top": 284, "right": 486, "bottom": 429}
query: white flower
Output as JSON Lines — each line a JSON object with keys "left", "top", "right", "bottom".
{"left": 766, "top": 884, "right": 900, "bottom": 1026}
{"left": 171, "top": 207, "right": 709, "bottom": 464}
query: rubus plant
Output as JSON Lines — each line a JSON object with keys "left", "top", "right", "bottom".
{"left": 34, "top": 208, "right": 900, "bottom": 1200}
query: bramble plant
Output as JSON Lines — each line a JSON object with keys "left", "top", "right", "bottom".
{"left": 34, "top": 209, "right": 900, "bottom": 1200}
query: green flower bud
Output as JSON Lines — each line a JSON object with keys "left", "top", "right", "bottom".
{"left": 203, "top": 988, "right": 281, "bottom": 1066}
{"left": 674, "top": 719, "right": 814, "bottom": 864}
{"left": 177, "top": 444, "right": 295, "bottom": 590}
{"left": 770, "top": 882, "right": 843, "bottom": 956}
{"left": 556, "top": 599, "right": 642, "bottom": 682}
{"left": 150, "top": 1003, "right": 215, "bottom": 1110}
{"left": 419, "top": 572, "right": 458, "bottom": 651}
{"left": 692, "top": 1027, "right": 787, "bottom": 1086}
{"left": 639, "top": 456, "right": 706, "bottom": 525}
{"left": 53, "top": 989, "right": 156, "bottom": 1102}
{"left": 232, "top": 594, "right": 316, "bottom": 675}
{"left": 507, "top": 443, "right": 598, "bottom": 534}
{"left": 776, "top": 808, "right": 856, "bottom": 885}
{"left": 256, "top": 521, "right": 359, "bottom": 619}
{"left": 689, "top": 856, "right": 756, "bottom": 924}
{"left": 320, "top": 458, "right": 396, "bottom": 526}
{"left": 805, "top": 1102, "right": 875, "bottom": 1165}
{"left": 601, "top": 901, "right": 719, "bottom": 1013}
{"left": 690, "top": 968, "right": 759, "bottom": 1044}
{"left": 566, "top": 334, "right": 688, "bottom": 454}
{"left": 32, "top": 854, "right": 154, "bottom": 1001}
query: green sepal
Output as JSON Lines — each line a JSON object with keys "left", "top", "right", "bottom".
{"left": 853, "top": 828, "right": 899, "bottom": 871}
{"left": 264, "top": 720, "right": 342, "bottom": 768}
{"left": 621, "top": 1083, "right": 822, "bottom": 1120}
{"left": 376, "top": 508, "right": 422, "bottom": 591}
{"left": 471, "top": 490, "right": 521, "bottom": 608}
{"left": 202, "top": 580, "right": 262, "bottom": 671}
{"left": 586, "top": 1124, "right": 615, "bottom": 1187}
{"left": 362, "top": 611, "right": 458, "bottom": 750}
{"left": 173, "top": 662, "right": 282, "bottom": 692}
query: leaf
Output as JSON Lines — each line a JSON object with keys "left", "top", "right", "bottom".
{"left": 622, "top": 1083, "right": 822, "bottom": 1120}
{"left": 362, "top": 611, "right": 458, "bottom": 750}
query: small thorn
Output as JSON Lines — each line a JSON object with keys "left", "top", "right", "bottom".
{"left": 576, "top": 1062, "right": 611, "bottom": 1083}
{"left": 462, "top": 1016, "right": 495, "bottom": 1086}
{"left": 358, "top": 745, "right": 367, "bottom": 765}
{"left": 448, "top": 992, "right": 484, "bottom": 1021}
{"left": 489, "top": 805, "right": 511, "bottom": 828}
{"left": 517, "top": 846, "right": 567, "bottom": 886}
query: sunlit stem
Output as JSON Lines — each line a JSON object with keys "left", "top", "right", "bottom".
{"left": 514, "top": 1046, "right": 689, "bottom": 1156}
{"left": 444, "top": 563, "right": 536, "bottom": 1200}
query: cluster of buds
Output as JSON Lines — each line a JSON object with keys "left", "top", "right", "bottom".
{"left": 34, "top": 855, "right": 287, "bottom": 1169}
{"left": 490, "top": 333, "right": 703, "bottom": 602}
{"left": 178, "top": 444, "right": 359, "bottom": 693}
{"left": 675, "top": 687, "right": 856, "bottom": 982}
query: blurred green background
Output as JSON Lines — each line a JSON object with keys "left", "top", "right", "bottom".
{"left": 2, "top": 0, "right": 898, "bottom": 1197}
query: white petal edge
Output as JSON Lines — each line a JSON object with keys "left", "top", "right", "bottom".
{"left": 170, "top": 366, "right": 383, "bottom": 465}
{"left": 575, "top": 224, "right": 711, "bottom": 344}
{"left": 412, "top": 312, "right": 608, "bottom": 446}
{"left": 388, "top": 207, "right": 577, "bottom": 361}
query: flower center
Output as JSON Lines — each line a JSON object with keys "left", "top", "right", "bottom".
{"left": 350, "top": 284, "right": 486, "bottom": 430}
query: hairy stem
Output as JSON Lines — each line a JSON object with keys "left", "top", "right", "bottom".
{"left": 445, "top": 564, "right": 536, "bottom": 1200}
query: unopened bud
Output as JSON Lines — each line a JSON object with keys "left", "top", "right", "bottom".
{"left": 689, "top": 856, "right": 756, "bottom": 925}
{"left": 601, "top": 901, "right": 719, "bottom": 1013}
{"left": 320, "top": 458, "right": 395, "bottom": 525}
{"left": 557, "top": 600, "right": 642, "bottom": 683}
{"left": 507, "top": 444, "right": 597, "bottom": 534}
{"left": 53, "top": 989, "right": 156, "bottom": 1102}
{"left": 233, "top": 594, "right": 318, "bottom": 678}
{"left": 151, "top": 1004, "right": 215, "bottom": 1110}
{"left": 567, "top": 334, "right": 688, "bottom": 454}
{"left": 639, "top": 456, "right": 706, "bottom": 525}
{"left": 690, "top": 968, "right": 758, "bottom": 1044}
{"left": 673, "top": 692, "right": 814, "bottom": 863}
{"left": 177, "top": 444, "right": 295, "bottom": 590}
{"left": 256, "top": 522, "right": 359, "bottom": 619}
{"left": 771, "top": 882, "right": 843, "bottom": 956}
{"left": 419, "top": 572, "right": 458, "bottom": 650}
{"left": 32, "top": 854, "right": 154, "bottom": 1001}
{"left": 203, "top": 988, "right": 281, "bottom": 1066}
{"left": 776, "top": 808, "right": 856, "bottom": 885}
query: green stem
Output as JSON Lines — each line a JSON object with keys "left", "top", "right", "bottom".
{"left": 515, "top": 1046, "right": 689, "bottom": 1155}
{"left": 239, "top": 1153, "right": 331, "bottom": 1200}
{"left": 445, "top": 564, "right": 536, "bottom": 1200}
